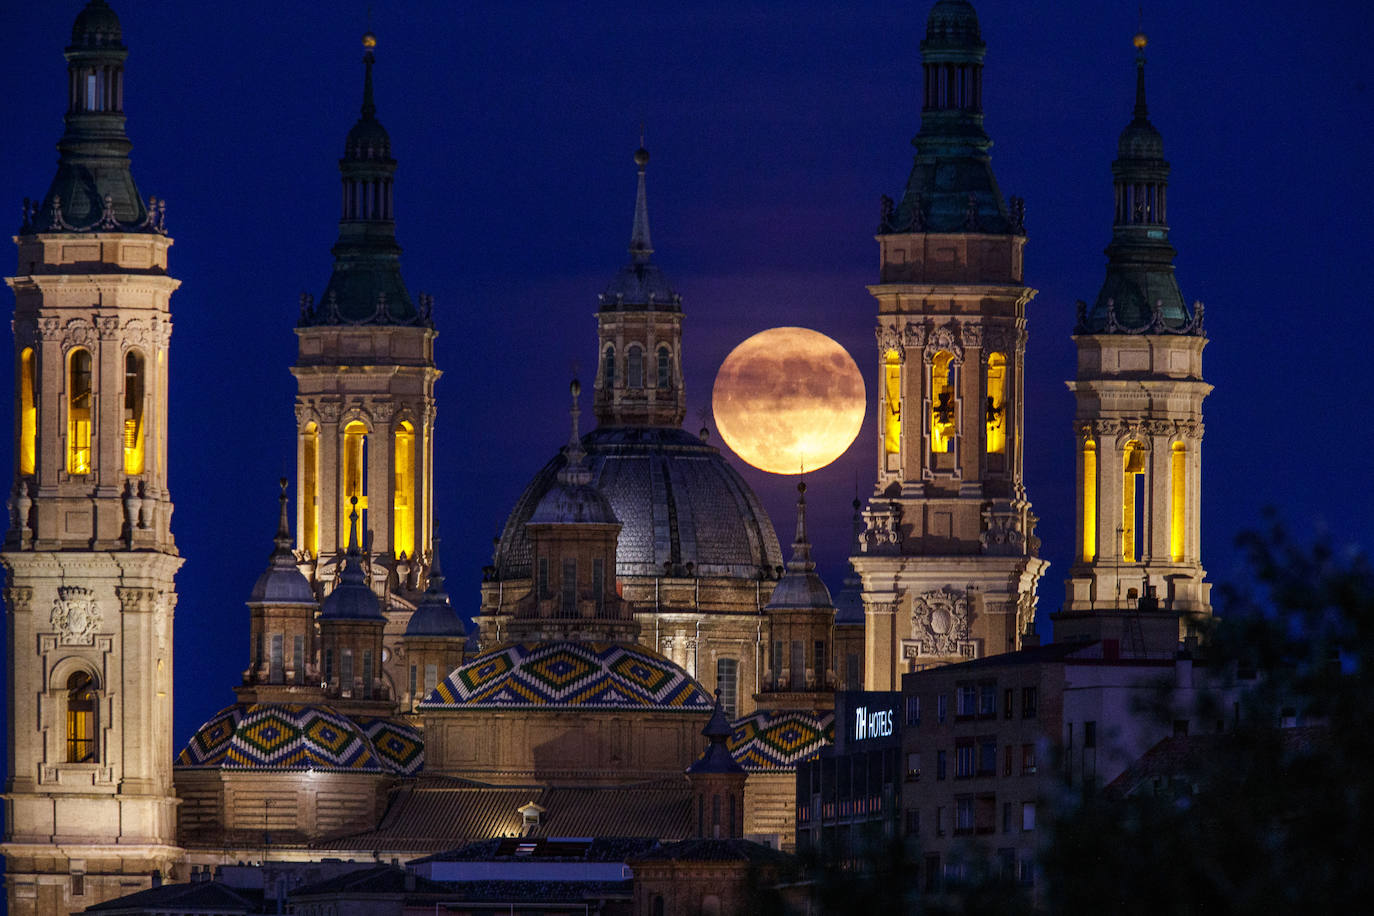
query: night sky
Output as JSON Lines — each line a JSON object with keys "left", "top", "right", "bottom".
{"left": 3, "top": 1, "right": 1372, "bottom": 748}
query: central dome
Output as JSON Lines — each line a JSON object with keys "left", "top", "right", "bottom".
{"left": 493, "top": 426, "right": 783, "bottom": 580}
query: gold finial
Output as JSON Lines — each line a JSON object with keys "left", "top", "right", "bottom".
{"left": 363, "top": 31, "right": 378, "bottom": 50}
{"left": 1133, "top": 32, "right": 1148, "bottom": 50}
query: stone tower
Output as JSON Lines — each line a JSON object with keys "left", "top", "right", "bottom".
{"left": 2, "top": 3, "right": 183, "bottom": 912}
{"left": 292, "top": 32, "right": 439, "bottom": 605}
{"left": 593, "top": 146, "right": 685, "bottom": 428}
{"left": 852, "top": 0, "right": 1046, "bottom": 689}
{"left": 1054, "top": 34, "right": 1211, "bottom": 654}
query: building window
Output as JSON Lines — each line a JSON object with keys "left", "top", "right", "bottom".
{"left": 1003, "top": 801, "right": 1013, "bottom": 833}
{"left": 883, "top": 349, "right": 901, "bottom": 460}
{"left": 425, "top": 664, "right": 439, "bottom": 697}
{"left": 393, "top": 421, "right": 416, "bottom": 559}
{"left": 657, "top": 346, "right": 671, "bottom": 389}
{"left": 955, "top": 742, "right": 975, "bottom": 778}
{"left": 985, "top": 352, "right": 1006, "bottom": 454}
{"left": 537, "top": 556, "right": 551, "bottom": 599}
{"left": 1122, "top": 440, "right": 1146, "bottom": 561}
{"left": 955, "top": 797, "right": 976, "bottom": 835}
{"left": 362, "top": 650, "right": 374, "bottom": 699}
{"left": 342, "top": 421, "right": 368, "bottom": 538}
{"left": 1019, "top": 859, "right": 1035, "bottom": 887}
{"left": 409, "top": 664, "right": 417, "bottom": 700}
{"left": 561, "top": 558, "right": 577, "bottom": 616}
{"left": 905, "top": 807, "right": 921, "bottom": 836}
{"left": 19, "top": 348, "right": 36, "bottom": 476}
{"left": 66, "top": 671, "right": 98, "bottom": 762}
{"left": 979, "top": 739, "right": 997, "bottom": 776}
{"left": 302, "top": 423, "right": 320, "bottom": 556}
{"left": 1003, "top": 687, "right": 1014, "bottom": 719}
{"left": 603, "top": 345, "right": 615, "bottom": 388}
{"left": 924, "top": 854, "right": 940, "bottom": 892}
{"left": 1022, "top": 686, "right": 1037, "bottom": 719}
{"left": 1170, "top": 442, "right": 1187, "bottom": 561}
{"left": 906, "top": 694, "right": 920, "bottom": 726}
{"left": 937, "top": 693, "right": 948, "bottom": 723}
{"left": 813, "top": 640, "right": 825, "bottom": 686}
{"left": 269, "top": 633, "right": 284, "bottom": 683}
{"left": 123, "top": 350, "right": 146, "bottom": 474}
{"left": 324, "top": 649, "right": 334, "bottom": 684}
{"left": 340, "top": 650, "right": 354, "bottom": 695}
{"left": 716, "top": 657, "right": 738, "bottom": 720}
{"left": 1084, "top": 721, "right": 1097, "bottom": 749}
{"left": 929, "top": 350, "right": 956, "bottom": 454}
{"left": 1022, "top": 743, "right": 1037, "bottom": 775}
{"left": 592, "top": 557, "right": 605, "bottom": 616}
{"left": 627, "top": 345, "right": 643, "bottom": 389}
{"left": 979, "top": 683, "right": 996, "bottom": 717}
{"left": 1004, "top": 744, "right": 1013, "bottom": 777}
{"left": 907, "top": 752, "right": 921, "bottom": 780}
{"left": 67, "top": 348, "right": 93, "bottom": 475}
{"left": 1021, "top": 802, "right": 1036, "bottom": 831}
{"left": 770, "top": 640, "right": 782, "bottom": 689}
{"left": 1081, "top": 439, "right": 1097, "bottom": 562}
{"left": 936, "top": 750, "right": 947, "bottom": 781}
{"left": 957, "top": 684, "right": 977, "bottom": 717}
{"left": 293, "top": 635, "right": 305, "bottom": 685}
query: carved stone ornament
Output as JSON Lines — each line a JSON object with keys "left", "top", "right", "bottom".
{"left": 96, "top": 315, "right": 121, "bottom": 340}
{"left": 902, "top": 322, "right": 926, "bottom": 349}
{"left": 860, "top": 502, "right": 903, "bottom": 554}
{"left": 959, "top": 321, "right": 983, "bottom": 350}
{"left": 370, "top": 401, "right": 397, "bottom": 424}
{"left": 63, "top": 318, "right": 95, "bottom": 349}
{"left": 980, "top": 503, "right": 1026, "bottom": 556}
{"left": 924, "top": 324, "right": 962, "bottom": 362}
{"left": 51, "top": 586, "right": 99, "bottom": 645}
{"left": 875, "top": 325, "right": 903, "bottom": 359}
{"left": 909, "top": 587, "right": 971, "bottom": 656}
{"left": 316, "top": 400, "right": 342, "bottom": 423}
{"left": 983, "top": 324, "right": 1017, "bottom": 354}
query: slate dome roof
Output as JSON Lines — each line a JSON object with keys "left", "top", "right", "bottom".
{"left": 419, "top": 641, "right": 713, "bottom": 712}
{"left": 925, "top": 0, "right": 981, "bottom": 43}
{"left": 493, "top": 427, "right": 782, "bottom": 581}
{"left": 175, "top": 703, "right": 423, "bottom": 776}
{"left": 71, "top": 1, "right": 123, "bottom": 48}
{"left": 728, "top": 709, "right": 835, "bottom": 773}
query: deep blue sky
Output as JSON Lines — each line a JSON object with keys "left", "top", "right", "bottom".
{"left": 3, "top": 1, "right": 1372, "bottom": 747}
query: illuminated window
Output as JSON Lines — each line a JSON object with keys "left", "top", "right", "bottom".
{"left": 66, "top": 671, "right": 98, "bottom": 763}
{"left": 985, "top": 352, "right": 1006, "bottom": 454}
{"left": 1170, "top": 442, "right": 1186, "bottom": 561}
{"left": 19, "top": 348, "right": 36, "bottom": 476}
{"left": 657, "top": 346, "right": 671, "bottom": 389}
{"left": 67, "top": 349, "right": 93, "bottom": 475}
{"left": 883, "top": 349, "right": 901, "bottom": 457}
{"left": 603, "top": 345, "right": 615, "bottom": 388}
{"left": 1081, "top": 440, "right": 1097, "bottom": 562}
{"left": 123, "top": 350, "right": 145, "bottom": 475}
{"left": 343, "top": 421, "right": 368, "bottom": 539}
{"left": 930, "top": 351, "right": 955, "bottom": 454}
{"left": 1122, "top": 441, "right": 1146, "bottom": 561}
{"left": 627, "top": 345, "right": 643, "bottom": 389}
{"left": 393, "top": 421, "right": 415, "bottom": 558}
{"left": 302, "top": 423, "right": 320, "bottom": 556}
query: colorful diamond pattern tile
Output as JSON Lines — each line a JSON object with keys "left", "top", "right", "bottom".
{"left": 727, "top": 709, "right": 835, "bottom": 773}
{"left": 420, "top": 641, "right": 712, "bottom": 711}
{"left": 176, "top": 703, "right": 423, "bottom": 774}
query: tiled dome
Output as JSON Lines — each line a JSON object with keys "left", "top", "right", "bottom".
{"left": 728, "top": 709, "right": 835, "bottom": 773}
{"left": 493, "top": 427, "right": 782, "bottom": 580}
{"left": 419, "top": 641, "right": 712, "bottom": 712}
{"left": 175, "top": 703, "right": 422, "bottom": 775}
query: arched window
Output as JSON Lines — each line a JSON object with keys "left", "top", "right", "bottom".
{"left": 1081, "top": 441, "right": 1097, "bottom": 563}
{"left": 627, "top": 346, "right": 643, "bottom": 389}
{"left": 603, "top": 345, "right": 615, "bottom": 388}
{"left": 66, "top": 671, "right": 98, "bottom": 763}
{"left": 393, "top": 421, "right": 415, "bottom": 558}
{"left": 883, "top": 349, "right": 901, "bottom": 461}
{"left": 930, "top": 351, "right": 955, "bottom": 455}
{"left": 19, "top": 348, "right": 36, "bottom": 476}
{"left": 67, "top": 349, "right": 93, "bottom": 475}
{"left": 343, "top": 421, "right": 368, "bottom": 542}
{"left": 656, "top": 346, "right": 671, "bottom": 389}
{"left": 302, "top": 423, "right": 320, "bottom": 556}
{"left": 1170, "top": 443, "right": 1186, "bottom": 562}
{"left": 985, "top": 352, "right": 1006, "bottom": 455}
{"left": 1122, "top": 441, "right": 1146, "bottom": 561}
{"left": 123, "top": 350, "right": 145, "bottom": 475}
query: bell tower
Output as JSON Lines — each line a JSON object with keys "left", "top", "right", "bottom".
{"left": 292, "top": 33, "right": 440, "bottom": 611}
{"left": 3, "top": 3, "right": 182, "bottom": 912}
{"left": 1054, "top": 34, "right": 1212, "bottom": 654}
{"left": 852, "top": 1, "right": 1046, "bottom": 689}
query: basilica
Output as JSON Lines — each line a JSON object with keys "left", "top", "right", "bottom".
{"left": 2, "top": 2, "right": 1212, "bottom": 914}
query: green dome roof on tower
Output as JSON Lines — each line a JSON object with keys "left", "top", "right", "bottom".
{"left": 880, "top": 0, "right": 1022, "bottom": 236}
{"left": 1078, "top": 35, "right": 1203, "bottom": 336}
{"left": 299, "top": 32, "right": 428, "bottom": 328}
{"left": 22, "top": 1, "right": 165, "bottom": 236}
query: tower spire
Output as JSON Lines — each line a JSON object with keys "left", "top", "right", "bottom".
{"left": 361, "top": 31, "right": 377, "bottom": 120}
{"left": 1133, "top": 32, "right": 1149, "bottom": 120}
{"left": 630, "top": 145, "right": 653, "bottom": 263}
{"left": 788, "top": 482, "right": 815, "bottom": 573}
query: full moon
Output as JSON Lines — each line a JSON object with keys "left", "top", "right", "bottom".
{"left": 711, "top": 327, "right": 866, "bottom": 475}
